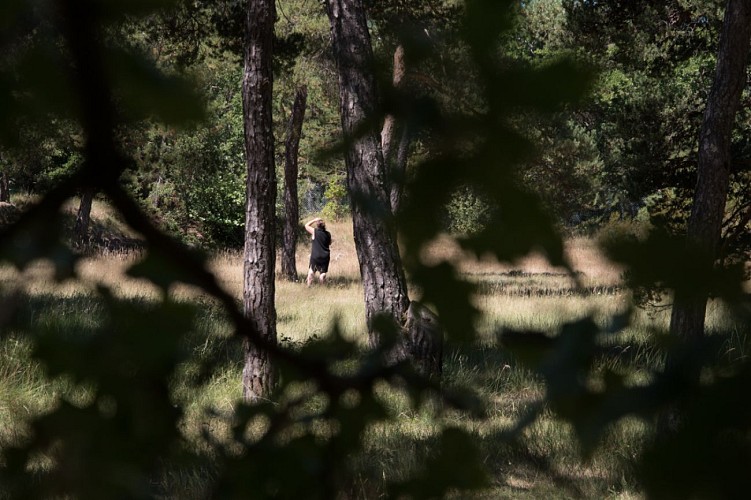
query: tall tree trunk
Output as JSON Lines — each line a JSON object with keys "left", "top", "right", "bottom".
{"left": 74, "top": 188, "right": 94, "bottom": 247}
{"left": 241, "top": 0, "right": 277, "bottom": 403}
{"left": 668, "top": 0, "right": 751, "bottom": 347}
{"left": 380, "top": 44, "right": 411, "bottom": 216}
{"left": 281, "top": 85, "right": 308, "bottom": 281}
{"left": 325, "top": 0, "right": 442, "bottom": 379}
{"left": 325, "top": 0, "right": 410, "bottom": 349}
{"left": 659, "top": 0, "right": 751, "bottom": 437}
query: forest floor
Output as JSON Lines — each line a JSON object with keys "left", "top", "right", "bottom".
{"left": 1, "top": 204, "right": 748, "bottom": 498}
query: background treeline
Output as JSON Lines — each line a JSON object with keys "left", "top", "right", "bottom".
{"left": 2, "top": 0, "right": 747, "bottom": 259}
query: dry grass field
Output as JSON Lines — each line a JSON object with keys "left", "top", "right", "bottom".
{"left": 1, "top": 213, "right": 747, "bottom": 498}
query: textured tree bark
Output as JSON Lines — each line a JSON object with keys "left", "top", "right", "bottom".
{"left": 668, "top": 0, "right": 751, "bottom": 346}
{"left": 281, "top": 85, "right": 308, "bottom": 281}
{"left": 380, "top": 44, "right": 411, "bottom": 216}
{"left": 73, "top": 188, "right": 94, "bottom": 247}
{"left": 404, "top": 301, "right": 443, "bottom": 380}
{"left": 325, "top": 0, "right": 410, "bottom": 349}
{"left": 325, "top": 0, "right": 442, "bottom": 378}
{"left": 241, "top": 0, "right": 277, "bottom": 403}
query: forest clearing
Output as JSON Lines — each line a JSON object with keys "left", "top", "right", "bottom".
{"left": 1, "top": 212, "right": 748, "bottom": 498}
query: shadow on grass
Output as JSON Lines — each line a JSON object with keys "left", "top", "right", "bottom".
{"left": 1, "top": 292, "right": 654, "bottom": 498}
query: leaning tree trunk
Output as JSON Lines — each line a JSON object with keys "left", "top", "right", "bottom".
{"left": 241, "top": 0, "right": 277, "bottom": 403}
{"left": 325, "top": 0, "right": 442, "bottom": 379}
{"left": 668, "top": 0, "right": 751, "bottom": 348}
{"left": 281, "top": 85, "right": 308, "bottom": 281}
{"left": 325, "top": 0, "right": 409, "bottom": 347}
{"left": 73, "top": 188, "right": 94, "bottom": 248}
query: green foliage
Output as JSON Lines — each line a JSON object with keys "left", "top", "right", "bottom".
{"left": 1, "top": 0, "right": 346, "bottom": 247}
{"left": 444, "top": 185, "right": 494, "bottom": 235}
{"left": 119, "top": 57, "right": 247, "bottom": 248}
{"left": 557, "top": 0, "right": 751, "bottom": 232}
{"left": 321, "top": 173, "right": 349, "bottom": 221}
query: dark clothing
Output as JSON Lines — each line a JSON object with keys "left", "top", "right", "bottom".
{"left": 309, "top": 227, "right": 331, "bottom": 273}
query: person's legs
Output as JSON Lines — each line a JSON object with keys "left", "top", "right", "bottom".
{"left": 318, "top": 260, "right": 329, "bottom": 285}
{"left": 306, "top": 267, "right": 315, "bottom": 286}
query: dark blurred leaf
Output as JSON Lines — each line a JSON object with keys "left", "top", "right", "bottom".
{"left": 500, "top": 329, "right": 556, "bottom": 367}
{"left": 332, "top": 388, "right": 388, "bottom": 454}
{"left": 94, "top": 0, "right": 181, "bottom": 20}
{"left": 127, "top": 247, "right": 208, "bottom": 293}
{"left": 442, "top": 384, "right": 486, "bottom": 418}
{"left": 462, "top": 185, "right": 566, "bottom": 266}
{"left": 34, "top": 289, "right": 194, "bottom": 382}
{"left": 462, "top": 0, "right": 516, "bottom": 52}
{"left": 390, "top": 427, "right": 490, "bottom": 498}
{"left": 409, "top": 262, "right": 478, "bottom": 343}
{"left": 298, "top": 320, "right": 359, "bottom": 362}
{"left": 603, "top": 229, "right": 747, "bottom": 300}
{"left": 12, "top": 41, "right": 77, "bottom": 119}
{"left": 400, "top": 156, "right": 464, "bottom": 256}
{"left": 0, "top": 210, "right": 78, "bottom": 281}
{"left": 4, "top": 291, "right": 195, "bottom": 498}
{"left": 107, "top": 47, "right": 205, "bottom": 125}
{"left": 502, "top": 318, "right": 664, "bottom": 455}
{"left": 642, "top": 364, "right": 751, "bottom": 499}
{"left": 495, "top": 59, "right": 595, "bottom": 111}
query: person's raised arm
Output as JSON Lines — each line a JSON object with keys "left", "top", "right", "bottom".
{"left": 304, "top": 217, "right": 321, "bottom": 236}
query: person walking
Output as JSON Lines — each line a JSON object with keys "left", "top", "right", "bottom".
{"left": 305, "top": 217, "right": 332, "bottom": 286}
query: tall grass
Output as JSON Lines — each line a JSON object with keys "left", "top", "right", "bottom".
{"left": 1, "top": 218, "right": 747, "bottom": 498}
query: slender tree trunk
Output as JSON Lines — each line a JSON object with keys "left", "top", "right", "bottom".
{"left": 281, "top": 85, "right": 308, "bottom": 281}
{"left": 74, "top": 188, "right": 94, "bottom": 247}
{"left": 241, "top": 0, "right": 277, "bottom": 403}
{"left": 380, "top": 44, "right": 411, "bottom": 216}
{"left": 325, "top": 0, "right": 442, "bottom": 379}
{"left": 0, "top": 171, "right": 9, "bottom": 202}
{"left": 668, "top": 0, "right": 751, "bottom": 346}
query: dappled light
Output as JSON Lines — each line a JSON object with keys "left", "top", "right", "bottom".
{"left": 1, "top": 0, "right": 750, "bottom": 498}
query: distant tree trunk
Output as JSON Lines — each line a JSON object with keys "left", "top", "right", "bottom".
{"left": 668, "top": 0, "right": 751, "bottom": 347}
{"left": 325, "top": 0, "right": 442, "bottom": 378}
{"left": 380, "top": 44, "right": 412, "bottom": 216}
{"left": 0, "top": 171, "right": 9, "bottom": 202}
{"left": 281, "top": 85, "right": 308, "bottom": 281}
{"left": 241, "top": 0, "right": 277, "bottom": 403}
{"left": 74, "top": 188, "right": 94, "bottom": 247}
{"left": 151, "top": 175, "right": 163, "bottom": 209}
